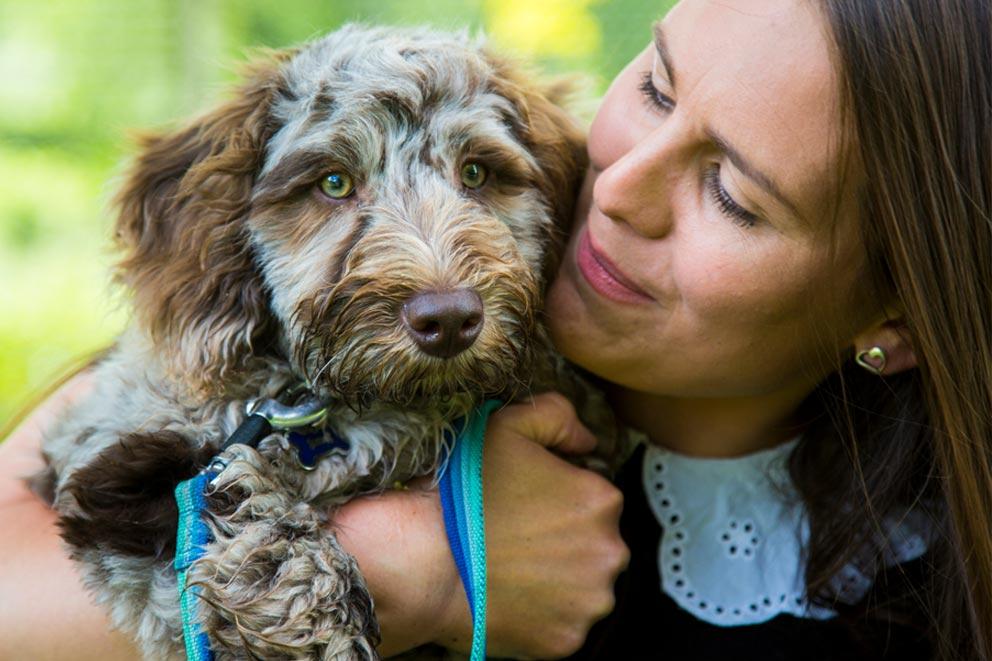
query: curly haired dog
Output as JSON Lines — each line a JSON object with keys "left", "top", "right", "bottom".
{"left": 34, "top": 24, "right": 616, "bottom": 660}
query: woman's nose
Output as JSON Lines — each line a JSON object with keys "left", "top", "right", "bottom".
{"left": 593, "top": 126, "right": 682, "bottom": 239}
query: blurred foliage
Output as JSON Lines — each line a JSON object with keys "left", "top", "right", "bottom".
{"left": 0, "top": 0, "right": 672, "bottom": 428}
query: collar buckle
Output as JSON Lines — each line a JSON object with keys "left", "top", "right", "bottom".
{"left": 246, "top": 385, "right": 329, "bottom": 430}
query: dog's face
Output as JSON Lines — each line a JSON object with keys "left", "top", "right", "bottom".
{"left": 115, "top": 25, "right": 586, "bottom": 406}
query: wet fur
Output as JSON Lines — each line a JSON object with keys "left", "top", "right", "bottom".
{"left": 37, "top": 25, "right": 614, "bottom": 660}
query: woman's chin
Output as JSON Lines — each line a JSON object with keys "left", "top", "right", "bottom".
{"left": 547, "top": 265, "right": 615, "bottom": 376}
{"left": 547, "top": 263, "right": 666, "bottom": 394}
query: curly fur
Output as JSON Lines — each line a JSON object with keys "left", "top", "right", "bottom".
{"left": 37, "top": 24, "right": 616, "bottom": 660}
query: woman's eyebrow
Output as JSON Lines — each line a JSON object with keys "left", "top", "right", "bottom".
{"left": 653, "top": 22, "right": 677, "bottom": 89}
{"left": 654, "top": 21, "right": 804, "bottom": 222}
{"left": 707, "top": 128, "right": 803, "bottom": 219}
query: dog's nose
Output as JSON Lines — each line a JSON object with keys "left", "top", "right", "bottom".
{"left": 402, "top": 289, "right": 484, "bottom": 359}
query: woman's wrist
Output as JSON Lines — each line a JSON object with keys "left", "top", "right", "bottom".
{"left": 333, "top": 481, "right": 469, "bottom": 656}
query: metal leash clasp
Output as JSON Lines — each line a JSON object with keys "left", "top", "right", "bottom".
{"left": 208, "top": 384, "right": 330, "bottom": 476}
{"left": 246, "top": 389, "right": 329, "bottom": 430}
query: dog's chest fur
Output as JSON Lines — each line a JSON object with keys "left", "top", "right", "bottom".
{"left": 45, "top": 327, "right": 478, "bottom": 510}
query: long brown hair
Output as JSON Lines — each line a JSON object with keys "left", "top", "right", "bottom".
{"left": 791, "top": 1, "right": 991, "bottom": 659}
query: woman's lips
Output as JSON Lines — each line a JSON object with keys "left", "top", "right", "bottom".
{"left": 576, "top": 228, "right": 655, "bottom": 304}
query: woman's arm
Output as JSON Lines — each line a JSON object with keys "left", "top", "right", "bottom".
{"left": 0, "top": 379, "right": 627, "bottom": 660}
{"left": 0, "top": 372, "right": 138, "bottom": 661}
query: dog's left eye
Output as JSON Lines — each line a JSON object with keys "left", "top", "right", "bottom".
{"left": 460, "top": 162, "right": 488, "bottom": 189}
{"left": 319, "top": 172, "right": 355, "bottom": 199}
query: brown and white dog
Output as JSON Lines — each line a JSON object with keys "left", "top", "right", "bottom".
{"left": 34, "top": 24, "right": 616, "bottom": 660}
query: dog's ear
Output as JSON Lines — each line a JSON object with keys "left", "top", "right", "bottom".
{"left": 483, "top": 51, "right": 589, "bottom": 284}
{"left": 114, "top": 53, "right": 292, "bottom": 395}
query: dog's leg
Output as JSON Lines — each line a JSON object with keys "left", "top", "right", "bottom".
{"left": 54, "top": 430, "right": 215, "bottom": 660}
{"left": 194, "top": 444, "right": 380, "bottom": 660}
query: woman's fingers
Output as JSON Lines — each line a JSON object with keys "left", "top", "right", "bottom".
{"left": 479, "top": 407, "right": 628, "bottom": 658}
{"left": 492, "top": 392, "right": 599, "bottom": 455}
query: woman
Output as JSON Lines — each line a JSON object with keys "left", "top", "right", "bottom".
{"left": 1, "top": 0, "right": 989, "bottom": 658}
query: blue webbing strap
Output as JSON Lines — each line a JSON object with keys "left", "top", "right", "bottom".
{"left": 175, "top": 471, "right": 218, "bottom": 661}
{"left": 438, "top": 399, "right": 503, "bottom": 661}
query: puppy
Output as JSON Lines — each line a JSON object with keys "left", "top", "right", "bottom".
{"left": 35, "top": 24, "right": 616, "bottom": 660}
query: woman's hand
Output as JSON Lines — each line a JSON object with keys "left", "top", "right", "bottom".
{"left": 336, "top": 392, "right": 629, "bottom": 659}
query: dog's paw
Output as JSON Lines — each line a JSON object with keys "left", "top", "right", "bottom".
{"left": 209, "top": 442, "right": 283, "bottom": 495}
{"left": 191, "top": 508, "right": 380, "bottom": 660}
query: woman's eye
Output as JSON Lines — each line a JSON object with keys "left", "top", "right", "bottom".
{"left": 319, "top": 172, "right": 355, "bottom": 199}
{"left": 703, "top": 165, "right": 759, "bottom": 228}
{"left": 638, "top": 71, "right": 675, "bottom": 113}
{"left": 460, "top": 162, "right": 488, "bottom": 189}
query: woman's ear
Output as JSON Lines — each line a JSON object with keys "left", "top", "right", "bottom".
{"left": 850, "top": 318, "right": 918, "bottom": 375}
{"left": 113, "top": 52, "right": 293, "bottom": 395}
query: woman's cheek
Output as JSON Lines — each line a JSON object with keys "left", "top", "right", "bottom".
{"left": 674, "top": 241, "right": 809, "bottom": 335}
{"left": 675, "top": 245, "right": 755, "bottom": 317}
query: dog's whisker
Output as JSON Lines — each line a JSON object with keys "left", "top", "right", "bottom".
{"left": 309, "top": 354, "right": 336, "bottom": 386}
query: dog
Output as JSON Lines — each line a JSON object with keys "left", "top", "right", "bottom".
{"left": 33, "top": 24, "right": 617, "bottom": 660}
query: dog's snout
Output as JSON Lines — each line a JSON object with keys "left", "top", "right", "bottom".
{"left": 402, "top": 289, "right": 484, "bottom": 359}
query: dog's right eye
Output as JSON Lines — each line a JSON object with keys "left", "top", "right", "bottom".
{"left": 460, "top": 162, "right": 488, "bottom": 189}
{"left": 319, "top": 172, "right": 355, "bottom": 199}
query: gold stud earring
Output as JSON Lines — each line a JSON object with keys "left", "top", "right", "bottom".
{"left": 855, "top": 346, "right": 887, "bottom": 375}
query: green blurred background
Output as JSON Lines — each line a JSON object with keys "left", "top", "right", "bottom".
{"left": 0, "top": 0, "right": 672, "bottom": 428}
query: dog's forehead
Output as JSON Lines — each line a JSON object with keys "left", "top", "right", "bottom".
{"left": 282, "top": 25, "right": 489, "bottom": 104}
{"left": 263, "top": 25, "right": 519, "bottom": 174}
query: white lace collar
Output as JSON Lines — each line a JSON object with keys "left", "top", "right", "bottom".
{"left": 641, "top": 437, "right": 931, "bottom": 627}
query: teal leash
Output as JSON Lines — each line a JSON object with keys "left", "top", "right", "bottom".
{"left": 439, "top": 399, "right": 502, "bottom": 661}
{"left": 173, "top": 388, "right": 333, "bottom": 661}
{"left": 175, "top": 471, "right": 218, "bottom": 661}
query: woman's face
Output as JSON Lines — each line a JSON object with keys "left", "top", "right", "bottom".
{"left": 547, "top": 0, "right": 873, "bottom": 400}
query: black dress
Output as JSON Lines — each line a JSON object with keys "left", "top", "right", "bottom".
{"left": 567, "top": 446, "right": 934, "bottom": 661}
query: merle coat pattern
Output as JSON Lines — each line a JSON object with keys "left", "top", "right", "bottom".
{"left": 36, "top": 25, "right": 616, "bottom": 660}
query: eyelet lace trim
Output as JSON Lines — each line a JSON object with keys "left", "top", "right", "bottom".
{"left": 642, "top": 439, "right": 931, "bottom": 627}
